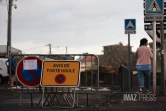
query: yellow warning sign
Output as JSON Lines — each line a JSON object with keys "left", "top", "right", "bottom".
{"left": 40, "top": 61, "right": 80, "bottom": 87}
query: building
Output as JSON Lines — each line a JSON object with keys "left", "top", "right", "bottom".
{"left": 103, "top": 45, "right": 133, "bottom": 55}
{"left": 0, "top": 45, "right": 22, "bottom": 58}
{"left": 99, "top": 44, "right": 134, "bottom": 68}
{"left": 77, "top": 55, "right": 98, "bottom": 72}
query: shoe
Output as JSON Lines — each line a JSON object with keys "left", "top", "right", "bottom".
{"left": 146, "top": 90, "right": 151, "bottom": 93}
{"left": 142, "top": 87, "right": 144, "bottom": 90}
{"left": 139, "top": 90, "right": 143, "bottom": 93}
{"left": 139, "top": 87, "right": 144, "bottom": 92}
{"left": 146, "top": 89, "right": 150, "bottom": 92}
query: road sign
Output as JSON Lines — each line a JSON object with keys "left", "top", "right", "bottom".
{"left": 144, "top": 0, "right": 164, "bottom": 95}
{"left": 144, "top": 15, "right": 163, "bottom": 21}
{"left": 144, "top": 24, "right": 153, "bottom": 30}
{"left": 143, "top": 1, "right": 166, "bottom": 23}
{"left": 145, "top": 0, "right": 164, "bottom": 14}
{"left": 144, "top": 1, "right": 166, "bottom": 42}
{"left": 144, "top": 16, "right": 166, "bottom": 23}
{"left": 124, "top": 19, "right": 136, "bottom": 34}
{"left": 16, "top": 56, "right": 42, "bottom": 87}
{"left": 40, "top": 60, "right": 80, "bottom": 87}
{"left": 143, "top": 2, "right": 166, "bottom": 8}
{"left": 144, "top": 9, "right": 166, "bottom": 15}
{"left": 145, "top": 0, "right": 164, "bottom": 21}
{"left": 144, "top": 24, "right": 166, "bottom": 30}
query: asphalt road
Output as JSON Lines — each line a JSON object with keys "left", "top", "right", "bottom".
{"left": 1, "top": 83, "right": 166, "bottom": 111}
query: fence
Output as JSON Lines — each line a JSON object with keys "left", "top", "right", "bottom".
{"left": 120, "top": 65, "right": 130, "bottom": 91}
{"left": 8, "top": 54, "right": 100, "bottom": 108}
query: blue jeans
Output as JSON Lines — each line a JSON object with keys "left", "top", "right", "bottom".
{"left": 137, "top": 70, "right": 151, "bottom": 90}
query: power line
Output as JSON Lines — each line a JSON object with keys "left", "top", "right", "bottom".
{"left": 21, "top": 45, "right": 48, "bottom": 51}
{"left": 51, "top": 45, "right": 68, "bottom": 54}
{"left": 51, "top": 45, "right": 60, "bottom": 49}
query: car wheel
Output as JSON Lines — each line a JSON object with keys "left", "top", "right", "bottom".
{"left": 0, "top": 75, "right": 3, "bottom": 85}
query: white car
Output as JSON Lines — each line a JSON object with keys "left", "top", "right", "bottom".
{"left": 0, "top": 58, "right": 9, "bottom": 84}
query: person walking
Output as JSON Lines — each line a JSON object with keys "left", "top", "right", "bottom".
{"left": 5, "top": 56, "right": 16, "bottom": 86}
{"left": 136, "top": 38, "right": 153, "bottom": 92}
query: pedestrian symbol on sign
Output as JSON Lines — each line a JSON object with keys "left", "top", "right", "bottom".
{"left": 148, "top": 0, "right": 161, "bottom": 11}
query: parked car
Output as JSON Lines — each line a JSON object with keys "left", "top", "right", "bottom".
{"left": 0, "top": 58, "right": 9, "bottom": 84}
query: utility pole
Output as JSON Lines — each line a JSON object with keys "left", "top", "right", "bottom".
{"left": 66, "top": 46, "right": 67, "bottom": 54}
{"left": 7, "top": 0, "right": 13, "bottom": 58}
{"left": 48, "top": 44, "right": 51, "bottom": 54}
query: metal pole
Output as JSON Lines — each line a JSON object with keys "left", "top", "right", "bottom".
{"left": 164, "top": 42, "right": 166, "bottom": 90}
{"left": 153, "top": 21, "right": 157, "bottom": 95}
{"left": 66, "top": 46, "right": 67, "bottom": 54}
{"left": 160, "top": 20, "right": 165, "bottom": 95}
{"left": 19, "top": 93, "right": 22, "bottom": 108}
{"left": 49, "top": 44, "right": 51, "bottom": 54}
{"left": 7, "top": 0, "right": 13, "bottom": 58}
{"left": 128, "top": 34, "right": 131, "bottom": 90}
{"left": 97, "top": 57, "right": 99, "bottom": 91}
{"left": 30, "top": 93, "right": 33, "bottom": 107}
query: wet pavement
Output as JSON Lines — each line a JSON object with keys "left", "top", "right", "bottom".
{"left": 0, "top": 83, "right": 166, "bottom": 111}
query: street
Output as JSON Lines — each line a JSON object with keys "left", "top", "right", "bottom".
{"left": 0, "top": 82, "right": 166, "bottom": 111}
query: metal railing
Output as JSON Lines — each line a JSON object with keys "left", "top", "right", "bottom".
{"left": 119, "top": 65, "right": 131, "bottom": 91}
{"left": 8, "top": 54, "right": 99, "bottom": 108}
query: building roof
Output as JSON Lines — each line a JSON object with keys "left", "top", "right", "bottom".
{"left": 103, "top": 45, "right": 133, "bottom": 52}
{"left": 0, "top": 45, "right": 22, "bottom": 54}
{"left": 103, "top": 45, "right": 133, "bottom": 47}
{"left": 79, "top": 55, "right": 101, "bottom": 62}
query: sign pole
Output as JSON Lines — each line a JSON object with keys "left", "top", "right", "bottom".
{"left": 160, "top": 20, "right": 165, "bottom": 95}
{"left": 128, "top": 34, "right": 131, "bottom": 90}
{"left": 144, "top": 0, "right": 164, "bottom": 95}
{"left": 164, "top": 42, "right": 166, "bottom": 91}
{"left": 124, "top": 19, "right": 136, "bottom": 91}
{"left": 153, "top": 21, "right": 157, "bottom": 95}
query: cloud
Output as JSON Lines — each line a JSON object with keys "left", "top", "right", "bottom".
{"left": 0, "top": 0, "right": 150, "bottom": 54}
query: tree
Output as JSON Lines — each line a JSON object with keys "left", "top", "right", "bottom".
{"left": 100, "top": 43, "right": 137, "bottom": 69}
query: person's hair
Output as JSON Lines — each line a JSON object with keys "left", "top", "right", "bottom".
{"left": 140, "top": 38, "right": 148, "bottom": 46}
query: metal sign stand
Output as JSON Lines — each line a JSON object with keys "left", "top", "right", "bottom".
{"left": 40, "top": 87, "right": 76, "bottom": 108}
{"left": 145, "top": 0, "right": 164, "bottom": 95}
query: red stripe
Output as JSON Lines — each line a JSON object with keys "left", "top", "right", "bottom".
{"left": 16, "top": 56, "right": 42, "bottom": 86}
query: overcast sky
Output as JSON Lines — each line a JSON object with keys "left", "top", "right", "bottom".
{"left": 0, "top": 0, "right": 152, "bottom": 54}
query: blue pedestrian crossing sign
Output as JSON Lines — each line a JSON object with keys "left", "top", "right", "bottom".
{"left": 124, "top": 19, "right": 136, "bottom": 34}
{"left": 145, "top": 0, "right": 164, "bottom": 15}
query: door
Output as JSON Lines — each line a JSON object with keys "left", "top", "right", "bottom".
{"left": 0, "top": 60, "right": 4, "bottom": 76}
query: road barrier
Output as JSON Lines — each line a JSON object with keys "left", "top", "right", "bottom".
{"left": 8, "top": 54, "right": 99, "bottom": 108}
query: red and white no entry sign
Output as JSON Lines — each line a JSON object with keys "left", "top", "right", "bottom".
{"left": 16, "top": 56, "right": 42, "bottom": 87}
